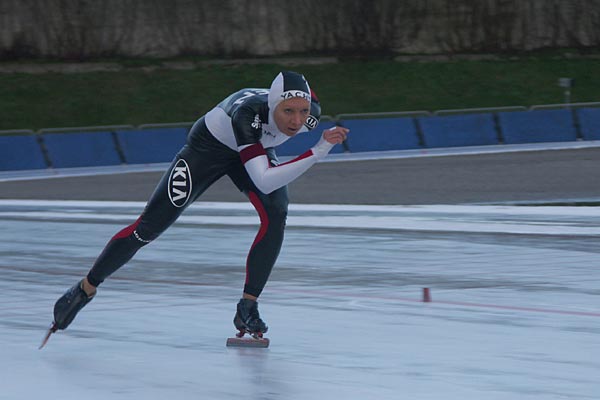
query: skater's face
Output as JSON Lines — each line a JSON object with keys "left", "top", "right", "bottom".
{"left": 273, "top": 97, "right": 311, "bottom": 137}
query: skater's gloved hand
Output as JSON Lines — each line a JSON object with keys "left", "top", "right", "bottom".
{"left": 311, "top": 126, "right": 349, "bottom": 161}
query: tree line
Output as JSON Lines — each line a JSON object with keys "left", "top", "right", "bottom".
{"left": 1, "top": 0, "right": 599, "bottom": 59}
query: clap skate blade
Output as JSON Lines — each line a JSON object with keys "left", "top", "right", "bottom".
{"left": 226, "top": 329, "right": 269, "bottom": 348}
{"left": 39, "top": 323, "right": 58, "bottom": 350}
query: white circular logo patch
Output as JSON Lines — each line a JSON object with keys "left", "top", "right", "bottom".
{"left": 168, "top": 159, "right": 192, "bottom": 208}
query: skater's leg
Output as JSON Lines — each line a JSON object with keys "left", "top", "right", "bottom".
{"left": 227, "top": 156, "right": 289, "bottom": 299}
{"left": 87, "top": 146, "right": 229, "bottom": 287}
{"left": 86, "top": 163, "right": 187, "bottom": 287}
{"left": 232, "top": 188, "right": 284, "bottom": 334}
{"left": 223, "top": 186, "right": 287, "bottom": 336}
{"left": 226, "top": 150, "right": 287, "bottom": 335}
{"left": 51, "top": 146, "right": 227, "bottom": 331}
{"left": 51, "top": 155, "right": 195, "bottom": 331}
{"left": 50, "top": 125, "right": 241, "bottom": 333}
{"left": 243, "top": 187, "right": 288, "bottom": 297}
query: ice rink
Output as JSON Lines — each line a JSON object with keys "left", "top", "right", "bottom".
{"left": 1, "top": 199, "right": 599, "bottom": 399}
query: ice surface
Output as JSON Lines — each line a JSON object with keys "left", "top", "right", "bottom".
{"left": 1, "top": 200, "right": 599, "bottom": 399}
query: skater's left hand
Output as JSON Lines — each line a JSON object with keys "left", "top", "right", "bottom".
{"left": 323, "top": 126, "right": 349, "bottom": 144}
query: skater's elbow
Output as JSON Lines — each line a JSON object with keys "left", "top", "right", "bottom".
{"left": 253, "top": 179, "right": 277, "bottom": 194}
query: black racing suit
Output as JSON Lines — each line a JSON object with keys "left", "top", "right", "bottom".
{"left": 86, "top": 89, "right": 321, "bottom": 298}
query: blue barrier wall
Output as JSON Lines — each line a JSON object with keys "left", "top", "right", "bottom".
{"left": 498, "top": 109, "right": 577, "bottom": 144}
{"left": 4, "top": 106, "right": 595, "bottom": 172}
{"left": 576, "top": 107, "right": 600, "bottom": 141}
{"left": 42, "top": 131, "right": 121, "bottom": 168}
{"left": 418, "top": 113, "right": 498, "bottom": 148}
{"left": 0, "top": 135, "right": 47, "bottom": 171}
{"left": 275, "top": 121, "right": 341, "bottom": 157}
{"left": 340, "top": 118, "right": 420, "bottom": 152}
{"left": 116, "top": 128, "right": 188, "bottom": 164}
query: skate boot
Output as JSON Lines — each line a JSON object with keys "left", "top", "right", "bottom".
{"left": 233, "top": 298, "right": 268, "bottom": 339}
{"left": 39, "top": 280, "right": 96, "bottom": 349}
{"left": 53, "top": 280, "right": 95, "bottom": 330}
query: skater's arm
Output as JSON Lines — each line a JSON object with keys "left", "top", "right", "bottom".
{"left": 239, "top": 126, "right": 348, "bottom": 194}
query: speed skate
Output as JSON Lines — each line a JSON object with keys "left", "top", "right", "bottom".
{"left": 227, "top": 298, "right": 269, "bottom": 347}
{"left": 226, "top": 329, "right": 270, "bottom": 348}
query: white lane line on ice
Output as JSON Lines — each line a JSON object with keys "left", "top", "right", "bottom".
{"left": 2, "top": 200, "right": 600, "bottom": 236}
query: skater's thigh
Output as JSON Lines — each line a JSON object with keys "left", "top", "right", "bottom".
{"left": 138, "top": 146, "right": 230, "bottom": 237}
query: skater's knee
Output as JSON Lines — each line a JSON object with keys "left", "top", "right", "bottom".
{"left": 267, "top": 202, "right": 288, "bottom": 223}
{"left": 111, "top": 219, "right": 159, "bottom": 246}
{"left": 264, "top": 194, "right": 288, "bottom": 223}
{"left": 131, "top": 226, "right": 158, "bottom": 244}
